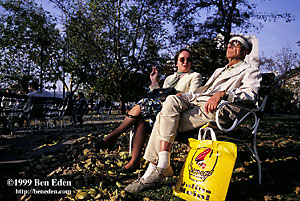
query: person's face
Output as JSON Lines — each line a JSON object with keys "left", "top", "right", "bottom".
{"left": 176, "top": 51, "right": 191, "bottom": 73}
{"left": 226, "top": 40, "right": 247, "bottom": 61}
{"left": 28, "top": 85, "right": 33, "bottom": 92}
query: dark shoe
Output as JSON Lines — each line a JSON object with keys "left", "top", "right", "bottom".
{"left": 115, "top": 166, "right": 138, "bottom": 174}
{"left": 94, "top": 139, "right": 112, "bottom": 152}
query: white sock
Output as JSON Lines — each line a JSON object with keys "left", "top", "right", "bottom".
{"left": 141, "top": 163, "right": 156, "bottom": 180}
{"left": 157, "top": 151, "right": 170, "bottom": 169}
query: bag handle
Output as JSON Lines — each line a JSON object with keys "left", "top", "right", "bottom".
{"left": 198, "top": 127, "right": 217, "bottom": 141}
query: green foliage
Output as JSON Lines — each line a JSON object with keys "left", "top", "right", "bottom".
{"left": 0, "top": 0, "right": 60, "bottom": 91}
{"left": 258, "top": 46, "right": 300, "bottom": 114}
{"left": 189, "top": 38, "right": 227, "bottom": 81}
{"left": 169, "top": 0, "right": 294, "bottom": 45}
{"left": 259, "top": 45, "right": 300, "bottom": 75}
{"left": 265, "top": 85, "right": 296, "bottom": 114}
{"left": 1, "top": 0, "right": 296, "bottom": 105}
{"left": 51, "top": 0, "right": 171, "bottom": 112}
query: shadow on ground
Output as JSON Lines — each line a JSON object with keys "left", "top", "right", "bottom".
{"left": 0, "top": 115, "right": 300, "bottom": 201}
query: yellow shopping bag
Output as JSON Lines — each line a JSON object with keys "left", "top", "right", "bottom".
{"left": 173, "top": 127, "right": 237, "bottom": 201}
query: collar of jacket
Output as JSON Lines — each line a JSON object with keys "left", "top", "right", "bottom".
{"left": 212, "top": 61, "right": 253, "bottom": 81}
{"left": 195, "top": 61, "right": 253, "bottom": 94}
{"left": 173, "top": 69, "right": 194, "bottom": 75}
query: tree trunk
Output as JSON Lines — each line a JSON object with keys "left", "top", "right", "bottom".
{"left": 119, "top": 81, "right": 126, "bottom": 115}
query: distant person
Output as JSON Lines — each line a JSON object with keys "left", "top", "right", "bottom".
{"left": 5, "top": 88, "right": 11, "bottom": 94}
{"left": 104, "top": 97, "right": 113, "bottom": 115}
{"left": 17, "top": 90, "right": 26, "bottom": 95}
{"left": 1, "top": 88, "right": 13, "bottom": 108}
{"left": 61, "top": 92, "right": 75, "bottom": 123}
{"left": 27, "top": 80, "right": 43, "bottom": 97}
{"left": 73, "top": 92, "right": 88, "bottom": 126}
{"left": 89, "top": 92, "right": 95, "bottom": 108}
{"left": 64, "top": 92, "right": 75, "bottom": 113}
{"left": 95, "top": 97, "right": 105, "bottom": 114}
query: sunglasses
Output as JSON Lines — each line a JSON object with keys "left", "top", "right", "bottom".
{"left": 227, "top": 40, "right": 243, "bottom": 48}
{"left": 179, "top": 57, "right": 192, "bottom": 63}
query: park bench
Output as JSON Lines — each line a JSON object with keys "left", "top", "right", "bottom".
{"left": 177, "top": 72, "right": 275, "bottom": 185}
{"left": 43, "top": 97, "right": 65, "bottom": 128}
{"left": 7, "top": 96, "right": 64, "bottom": 134}
{"left": 128, "top": 72, "right": 275, "bottom": 185}
{"left": 84, "top": 103, "right": 106, "bottom": 124}
{"left": 27, "top": 96, "right": 64, "bottom": 129}
{"left": 1, "top": 93, "right": 28, "bottom": 136}
{"left": 60, "top": 97, "right": 89, "bottom": 127}
{"left": 59, "top": 97, "right": 76, "bottom": 127}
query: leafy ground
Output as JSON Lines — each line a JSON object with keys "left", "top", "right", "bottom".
{"left": 1, "top": 115, "right": 300, "bottom": 201}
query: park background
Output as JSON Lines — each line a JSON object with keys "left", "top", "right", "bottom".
{"left": 1, "top": 0, "right": 299, "bottom": 114}
{"left": 1, "top": 0, "right": 300, "bottom": 201}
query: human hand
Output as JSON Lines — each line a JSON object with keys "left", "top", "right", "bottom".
{"left": 150, "top": 66, "right": 158, "bottom": 84}
{"left": 204, "top": 91, "right": 226, "bottom": 114}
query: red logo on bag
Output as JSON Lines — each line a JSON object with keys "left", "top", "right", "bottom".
{"left": 188, "top": 147, "right": 219, "bottom": 182}
{"left": 195, "top": 148, "right": 211, "bottom": 169}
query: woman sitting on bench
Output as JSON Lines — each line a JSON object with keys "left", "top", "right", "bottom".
{"left": 95, "top": 48, "right": 202, "bottom": 173}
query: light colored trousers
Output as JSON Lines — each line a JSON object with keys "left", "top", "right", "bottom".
{"left": 143, "top": 95, "right": 219, "bottom": 163}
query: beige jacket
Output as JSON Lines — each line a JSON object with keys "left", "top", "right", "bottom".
{"left": 182, "top": 61, "right": 262, "bottom": 106}
{"left": 143, "top": 62, "right": 262, "bottom": 162}
{"left": 149, "top": 71, "right": 202, "bottom": 93}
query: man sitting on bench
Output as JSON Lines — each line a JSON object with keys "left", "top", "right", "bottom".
{"left": 27, "top": 80, "right": 43, "bottom": 97}
{"left": 125, "top": 35, "right": 262, "bottom": 193}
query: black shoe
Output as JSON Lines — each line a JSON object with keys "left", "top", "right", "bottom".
{"left": 115, "top": 166, "right": 138, "bottom": 174}
{"left": 94, "top": 139, "right": 112, "bottom": 152}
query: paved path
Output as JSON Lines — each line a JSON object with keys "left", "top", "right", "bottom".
{"left": 0, "top": 115, "right": 124, "bottom": 168}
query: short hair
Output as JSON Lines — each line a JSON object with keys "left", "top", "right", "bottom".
{"left": 5, "top": 88, "right": 11, "bottom": 93}
{"left": 29, "top": 80, "right": 39, "bottom": 90}
{"left": 174, "top": 48, "right": 192, "bottom": 65}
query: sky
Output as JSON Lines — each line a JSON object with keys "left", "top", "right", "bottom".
{"left": 36, "top": 0, "right": 300, "bottom": 59}
{"left": 245, "top": 0, "right": 300, "bottom": 58}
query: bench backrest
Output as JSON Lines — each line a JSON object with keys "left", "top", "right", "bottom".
{"left": 23, "top": 96, "right": 63, "bottom": 119}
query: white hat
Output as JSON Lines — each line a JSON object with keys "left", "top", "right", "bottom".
{"left": 229, "top": 36, "right": 252, "bottom": 53}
